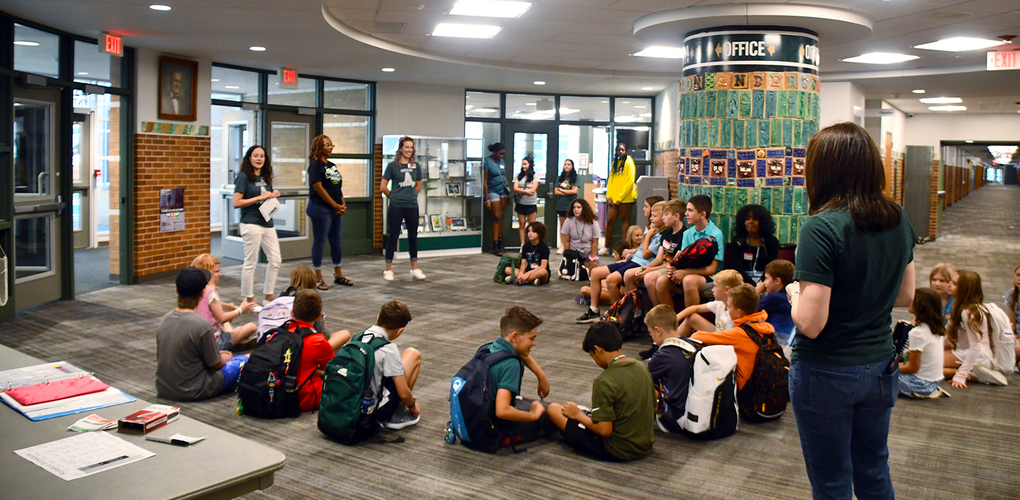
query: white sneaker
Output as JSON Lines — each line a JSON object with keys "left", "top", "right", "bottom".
{"left": 597, "top": 247, "right": 609, "bottom": 256}
{"left": 973, "top": 364, "right": 1008, "bottom": 386}
{"left": 250, "top": 305, "right": 263, "bottom": 314}
{"left": 383, "top": 270, "right": 394, "bottom": 281}
{"left": 533, "top": 279, "right": 540, "bottom": 286}
{"left": 556, "top": 247, "right": 564, "bottom": 255}
{"left": 410, "top": 268, "right": 427, "bottom": 280}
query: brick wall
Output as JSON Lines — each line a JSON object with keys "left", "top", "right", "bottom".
{"left": 133, "top": 133, "right": 211, "bottom": 279}
{"left": 653, "top": 149, "right": 679, "bottom": 199}
{"left": 373, "top": 143, "right": 383, "bottom": 250}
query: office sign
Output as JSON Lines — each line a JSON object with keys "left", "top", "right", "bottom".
{"left": 683, "top": 30, "right": 819, "bottom": 76}
{"left": 987, "top": 50, "right": 1019, "bottom": 71}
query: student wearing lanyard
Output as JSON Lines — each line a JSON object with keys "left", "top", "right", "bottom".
{"left": 724, "top": 204, "right": 779, "bottom": 292}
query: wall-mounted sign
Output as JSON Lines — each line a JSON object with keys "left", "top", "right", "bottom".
{"left": 987, "top": 50, "right": 1019, "bottom": 71}
{"left": 159, "top": 188, "right": 186, "bottom": 233}
{"left": 682, "top": 30, "right": 819, "bottom": 76}
{"left": 99, "top": 32, "right": 123, "bottom": 57}
{"left": 279, "top": 68, "right": 299, "bottom": 89}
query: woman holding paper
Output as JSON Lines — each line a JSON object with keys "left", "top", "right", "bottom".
{"left": 233, "top": 145, "right": 281, "bottom": 310}
{"left": 306, "top": 135, "right": 350, "bottom": 289}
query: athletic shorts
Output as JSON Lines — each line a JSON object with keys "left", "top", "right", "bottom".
{"left": 556, "top": 210, "right": 568, "bottom": 217}
{"left": 374, "top": 378, "right": 401, "bottom": 422}
{"left": 515, "top": 204, "right": 538, "bottom": 216}
{"left": 561, "top": 418, "right": 618, "bottom": 461}
{"left": 607, "top": 260, "right": 641, "bottom": 278}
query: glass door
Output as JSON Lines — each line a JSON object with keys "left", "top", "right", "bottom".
{"left": 71, "top": 113, "right": 91, "bottom": 249}
{"left": 13, "top": 86, "right": 65, "bottom": 310}
{"left": 504, "top": 122, "right": 559, "bottom": 249}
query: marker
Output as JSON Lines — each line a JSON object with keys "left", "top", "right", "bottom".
{"left": 79, "top": 454, "right": 128, "bottom": 472}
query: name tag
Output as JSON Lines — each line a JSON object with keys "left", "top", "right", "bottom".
{"left": 744, "top": 252, "right": 754, "bottom": 261}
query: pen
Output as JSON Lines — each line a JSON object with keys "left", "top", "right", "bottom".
{"left": 79, "top": 454, "right": 129, "bottom": 472}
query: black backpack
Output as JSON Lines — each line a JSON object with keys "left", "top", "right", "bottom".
{"left": 449, "top": 343, "right": 523, "bottom": 453}
{"left": 558, "top": 249, "right": 590, "bottom": 281}
{"left": 736, "top": 323, "right": 790, "bottom": 422}
{"left": 236, "top": 320, "right": 316, "bottom": 419}
{"left": 601, "top": 288, "right": 648, "bottom": 341}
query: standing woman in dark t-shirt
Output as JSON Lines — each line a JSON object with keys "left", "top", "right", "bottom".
{"left": 232, "top": 145, "right": 281, "bottom": 310}
{"left": 787, "top": 122, "right": 915, "bottom": 500}
{"left": 381, "top": 136, "right": 425, "bottom": 281}
{"left": 305, "top": 134, "right": 351, "bottom": 289}
{"left": 554, "top": 159, "right": 579, "bottom": 253}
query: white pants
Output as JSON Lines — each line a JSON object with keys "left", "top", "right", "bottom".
{"left": 240, "top": 223, "right": 281, "bottom": 299}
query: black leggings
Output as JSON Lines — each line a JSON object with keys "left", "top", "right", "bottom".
{"left": 384, "top": 204, "right": 419, "bottom": 263}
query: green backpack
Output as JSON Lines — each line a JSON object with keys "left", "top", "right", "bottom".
{"left": 317, "top": 332, "right": 389, "bottom": 444}
{"left": 493, "top": 254, "right": 522, "bottom": 284}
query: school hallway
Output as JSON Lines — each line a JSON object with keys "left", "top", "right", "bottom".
{"left": 2, "top": 185, "right": 1018, "bottom": 499}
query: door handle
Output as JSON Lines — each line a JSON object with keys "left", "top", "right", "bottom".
{"left": 14, "top": 202, "right": 65, "bottom": 214}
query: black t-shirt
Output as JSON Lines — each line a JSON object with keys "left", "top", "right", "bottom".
{"left": 521, "top": 240, "right": 550, "bottom": 271}
{"left": 233, "top": 173, "right": 273, "bottom": 227}
{"left": 724, "top": 235, "right": 779, "bottom": 285}
{"left": 308, "top": 159, "right": 344, "bottom": 208}
{"left": 658, "top": 227, "right": 685, "bottom": 261}
{"left": 647, "top": 340, "right": 693, "bottom": 422}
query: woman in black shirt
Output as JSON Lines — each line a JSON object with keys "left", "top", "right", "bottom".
{"left": 724, "top": 204, "right": 779, "bottom": 290}
{"left": 305, "top": 135, "right": 350, "bottom": 289}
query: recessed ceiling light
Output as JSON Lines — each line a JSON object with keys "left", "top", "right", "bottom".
{"left": 225, "top": 85, "right": 240, "bottom": 89}
{"left": 641, "top": 87, "right": 653, "bottom": 91}
{"left": 450, "top": 0, "right": 531, "bottom": 18}
{"left": 621, "top": 101, "right": 630, "bottom": 104}
{"left": 149, "top": 4, "right": 171, "bottom": 11}
{"left": 634, "top": 105, "right": 647, "bottom": 109}
{"left": 600, "top": 100, "right": 608, "bottom": 104}
{"left": 13, "top": 40, "right": 40, "bottom": 46}
{"left": 77, "top": 72, "right": 88, "bottom": 75}
{"left": 211, "top": 79, "right": 219, "bottom": 82}
{"left": 919, "top": 97, "right": 962, "bottom": 104}
{"left": 533, "top": 81, "right": 545, "bottom": 85}
{"left": 912, "top": 89, "right": 925, "bottom": 94}
{"left": 842, "top": 52, "right": 919, "bottom": 64}
{"left": 965, "top": 140, "right": 974, "bottom": 143}
{"left": 526, "top": 102, "right": 536, "bottom": 106}
{"left": 249, "top": 46, "right": 266, "bottom": 52}
{"left": 633, "top": 46, "right": 684, "bottom": 58}
{"left": 928, "top": 105, "right": 967, "bottom": 112}
{"left": 431, "top": 23, "right": 501, "bottom": 39}
{"left": 381, "top": 67, "right": 395, "bottom": 72}
{"left": 914, "top": 37, "right": 1007, "bottom": 52}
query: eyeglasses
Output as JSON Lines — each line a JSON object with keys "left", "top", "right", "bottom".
{"left": 323, "top": 143, "right": 334, "bottom": 148}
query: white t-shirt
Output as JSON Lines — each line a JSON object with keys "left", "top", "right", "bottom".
{"left": 706, "top": 300, "right": 734, "bottom": 331}
{"left": 361, "top": 326, "right": 405, "bottom": 405}
{"left": 907, "top": 324, "right": 944, "bottom": 382}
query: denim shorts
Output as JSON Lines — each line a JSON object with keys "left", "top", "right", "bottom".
{"left": 488, "top": 191, "right": 508, "bottom": 202}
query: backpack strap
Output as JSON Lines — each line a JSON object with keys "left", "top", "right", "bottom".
{"left": 740, "top": 322, "right": 772, "bottom": 348}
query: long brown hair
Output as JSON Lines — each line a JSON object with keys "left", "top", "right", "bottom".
{"left": 1011, "top": 264, "right": 1020, "bottom": 316}
{"left": 309, "top": 135, "right": 332, "bottom": 162}
{"left": 397, "top": 136, "right": 415, "bottom": 162}
{"left": 912, "top": 287, "right": 945, "bottom": 337}
{"left": 240, "top": 145, "right": 273, "bottom": 184}
{"left": 569, "top": 198, "right": 598, "bottom": 224}
{"left": 804, "top": 122, "right": 900, "bottom": 232}
{"left": 948, "top": 270, "right": 986, "bottom": 344}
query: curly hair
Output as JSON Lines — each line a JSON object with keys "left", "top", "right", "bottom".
{"left": 239, "top": 145, "right": 273, "bottom": 184}
{"left": 733, "top": 204, "right": 776, "bottom": 239}
{"left": 569, "top": 198, "right": 598, "bottom": 224}
{"left": 308, "top": 135, "right": 333, "bottom": 161}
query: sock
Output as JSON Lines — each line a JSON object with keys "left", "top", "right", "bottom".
{"left": 590, "top": 305, "right": 599, "bottom": 313}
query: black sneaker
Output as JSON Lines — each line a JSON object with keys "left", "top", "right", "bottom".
{"left": 383, "top": 405, "right": 420, "bottom": 430}
{"left": 639, "top": 344, "right": 659, "bottom": 360}
{"left": 576, "top": 308, "right": 601, "bottom": 323}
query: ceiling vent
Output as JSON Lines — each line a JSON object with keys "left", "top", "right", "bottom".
{"left": 929, "top": 12, "right": 972, "bottom": 21}
{"left": 373, "top": 22, "right": 406, "bottom": 34}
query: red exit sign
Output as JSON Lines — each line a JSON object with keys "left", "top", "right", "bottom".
{"left": 279, "top": 68, "right": 299, "bottom": 89}
{"left": 987, "top": 49, "right": 1019, "bottom": 71}
{"left": 99, "top": 32, "right": 123, "bottom": 57}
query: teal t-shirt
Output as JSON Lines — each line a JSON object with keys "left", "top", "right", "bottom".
{"left": 383, "top": 161, "right": 423, "bottom": 208}
{"left": 792, "top": 207, "right": 915, "bottom": 366}
{"left": 681, "top": 220, "right": 725, "bottom": 264}
{"left": 233, "top": 173, "right": 273, "bottom": 227}
{"left": 488, "top": 337, "right": 522, "bottom": 395}
{"left": 484, "top": 157, "right": 508, "bottom": 196}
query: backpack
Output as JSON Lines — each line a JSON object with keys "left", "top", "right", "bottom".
{"left": 678, "top": 340, "right": 739, "bottom": 440}
{"left": 892, "top": 320, "right": 912, "bottom": 363}
{"left": 671, "top": 236, "right": 718, "bottom": 270}
{"left": 493, "top": 254, "right": 522, "bottom": 284}
{"left": 236, "top": 320, "right": 316, "bottom": 419}
{"left": 317, "top": 332, "right": 390, "bottom": 445}
{"left": 601, "top": 288, "right": 648, "bottom": 341}
{"left": 449, "top": 343, "right": 524, "bottom": 453}
{"left": 255, "top": 296, "right": 296, "bottom": 343}
{"left": 558, "top": 249, "right": 590, "bottom": 281}
{"left": 984, "top": 303, "right": 1017, "bottom": 374}
{"left": 736, "top": 323, "right": 790, "bottom": 422}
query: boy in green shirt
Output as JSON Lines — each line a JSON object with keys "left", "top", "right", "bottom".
{"left": 547, "top": 322, "right": 655, "bottom": 461}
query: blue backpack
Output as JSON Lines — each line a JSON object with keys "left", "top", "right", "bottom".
{"left": 448, "top": 343, "right": 523, "bottom": 452}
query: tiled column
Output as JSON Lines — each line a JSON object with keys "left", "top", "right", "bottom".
{"left": 676, "top": 28, "right": 820, "bottom": 244}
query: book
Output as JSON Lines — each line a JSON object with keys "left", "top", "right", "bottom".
{"left": 117, "top": 404, "right": 180, "bottom": 434}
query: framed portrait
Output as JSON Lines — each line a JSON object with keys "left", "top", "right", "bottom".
{"left": 158, "top": 56, "right": 198, "bottom": 121}
{"left": 445, "top": 182, "right": 461, "bottom": 196}
{"left": 418, "top": 215, "right": 428, "bottom": 233}
{"left": 429, "top": 214, "right": 443, "bottom": 232}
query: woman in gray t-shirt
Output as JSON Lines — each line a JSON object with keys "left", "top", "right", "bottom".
{"left": 513, "top": 157, "right": 539, "bottom": 249}
{"left": 232, "top": 145, "right": 281, "bottom": 309}
{"left": 381, "top": 136, "right": 425, "bottom": 282}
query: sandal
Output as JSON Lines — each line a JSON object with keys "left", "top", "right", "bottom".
{"left": 333, "top": 275, "right": 354, "bottom": 286}
{"left": 316, "top": 280, "right": 329, "bottom": 291}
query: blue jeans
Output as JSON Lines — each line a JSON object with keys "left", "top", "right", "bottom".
{"left": 789, "top": 358, "right": 898, "bottom": 500}
{"left": 306, "top": 202, "right": 343, "bottom": 270}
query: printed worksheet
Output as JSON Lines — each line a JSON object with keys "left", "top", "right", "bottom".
{"left": 15, "top": 430, "right": 154, "bottom": 481}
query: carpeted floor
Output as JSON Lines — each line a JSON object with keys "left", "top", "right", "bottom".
{"left": 4, "top": 185, "right": 1020, "bottom": 499}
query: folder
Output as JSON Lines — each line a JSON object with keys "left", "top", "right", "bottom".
{"left": 4, "top": 377, "right": 110, "bottom": 406}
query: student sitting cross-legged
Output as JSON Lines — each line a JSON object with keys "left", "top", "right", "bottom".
{"left": 650, "top": 195, "right": 725, "bottom": 309}
{"left": 504, "top": 222, "right": 550, "bottom": 286}
{"left": 290, "top": 289, "right": 352, "bottom": 412}
{"left": 547, "top": 322, "right": 655, "bottom": 461}
{"left": 156, "top": 267, "right": 248, "bottom": 401}
{"left": 675, "top": 269, "right": 744, "bottom": 336}
{"left": 690, "top": 284, "right": 776, "bottom": 391}
{"left": 360, "top": 300, "right": 423, "bottom": 429}
{"left": 757, "top": 259, "right": 795, "bottom": 346}
{"left": 643, "top": 304, "right": 691, "bottom": 434}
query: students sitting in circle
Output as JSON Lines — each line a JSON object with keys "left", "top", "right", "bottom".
{"left": 944, "top": 270, "right": 1008, "bottom": 387}
{"left": 189, "top": 254, "right": 257, "bottom": 351}
{"left": 898, "top": 287, "right": 951, "bottom": 398}
{"left": 929, "top": 263, "right": 956, "bottom": 321}
{"left": 504, "top": 222, "right": 550, "bottom": 286}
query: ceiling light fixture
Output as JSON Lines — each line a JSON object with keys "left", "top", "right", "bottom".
{"left": 149, "top": 4, "right": 171, "bottom": 11}
{"left": 914, "top": 36, "right": 1007, "bottom": 52}
{"left": 912, "top": 89, "right": 925, "bottom": 94}
{"left": 842, "top": 52, "right": 919, "bottom": 64}
{"left": 249, "top": 46, "right": 266, "bottom": 52}
{"left": 13, "top": 40, "right": 40, "bottom": 46}
{"left": 928, "top": 105, "right": 967, "bottom": 112}
{"left": 634, "top": 105, "right": 647, "bottom": 109}
{"left": 449, "top": 0, "right": 531, "bottom": 18}
{"left": 211, "top": 79, "right": 219, "bottom": 82}
{"left": 965, "top": 140, "right": 973, "bottom": 143}
{"left": 533, "top": 81, "right": 545, "bottom": 85}
{"left": 225, "top": 85, "right": 240, "bottom": 89}
{"left": 77, "top": 72, "right": 88, "bottom": 75}
{"left": 919, "top": 97, "right": 962, "bottom": 104}
{"left": 431, "top": 23, "right": 501, "bottom": 39}
{"left": 633, "top": 46, "right": 683, "bottom": 58}
{"left": 381, "top": 67, "right": 395, "bottom": 72}
{"left": 641, "top": 87, "right": 653, "bottom": 91}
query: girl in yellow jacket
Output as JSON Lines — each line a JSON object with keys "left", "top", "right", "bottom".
{"left": 603, "top": 143, "right": 637, "bottom": 255}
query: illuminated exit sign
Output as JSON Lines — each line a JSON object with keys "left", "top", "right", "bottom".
{"left": 99, "top": 32, "right": 123, "bottom": 57}
{"left": 279, "top": 68, "right": 299, "bottom": 89}
{"left": 987, "top": 50, "right": 1019, "bottom": 71}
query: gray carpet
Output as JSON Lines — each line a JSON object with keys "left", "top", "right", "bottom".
{"left": 4, "top": 185, "right": 1020, "bottom": 499}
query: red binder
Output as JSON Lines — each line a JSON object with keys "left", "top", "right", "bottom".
{"left": 4, "top": 377, "right": 110, "bottom": 406}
